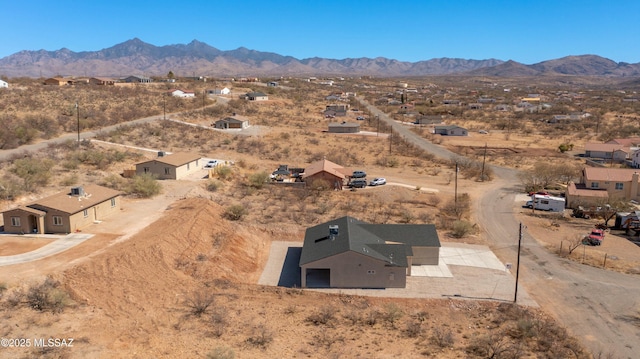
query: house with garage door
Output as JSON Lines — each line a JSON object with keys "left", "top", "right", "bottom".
{"left": 299, "top": 216, "right": 440, "bottom": 288}
{"left": 2, "top": 185, "right": 122, "bottom": 234}
{"left": 135, "top": 152, "right": 201, "bottom": 180}
{"left": 214, "top": 114, "right": 250, "bottom": 129}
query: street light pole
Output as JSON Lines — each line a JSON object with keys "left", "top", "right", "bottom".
{"left": 75, "top": 102, "right": 80, "bottom": 146}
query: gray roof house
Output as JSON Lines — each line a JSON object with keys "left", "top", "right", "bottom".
{"left": 434, "top": 125, "right": 468, "bottom": 136}
{"left": 299, "top": 216, "right": 440, "bottom": 288}
{"left": 245, "top": 91, "right": 268, "bottom": 101}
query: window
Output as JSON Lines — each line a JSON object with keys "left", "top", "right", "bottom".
{"left": 143, "top": 167, "right": 150, "bottom": 173}
{"left": 591, "top": 182, "right": 599, "bottom": 188}
{"left": 111, "top": 198, "right": 116, "bottom": 207}
{"left": 10, "top": 217, "right": 20, "bottom": 227}
{"left": 615, "top": 183, "right": 624, "bottom": 190}
{"left": 164, "top": 167, "right": 170, "bottom": 175}
{"left": 83, "top": 209, "right": 88, "bottom": 218}
{"left": 53, "top": 216, "right": 63, "bottom": 226}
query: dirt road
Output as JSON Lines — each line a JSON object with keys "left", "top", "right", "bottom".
{"left": 359, "top": 97, "right": 640, "bottom": 357}
{"left": 479, "top": 168, "right": 640, "bottom": 357}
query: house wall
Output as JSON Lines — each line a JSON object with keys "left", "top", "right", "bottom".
{"left": 411, "top": 246, "right": 440, "bottom": 265}
{"left": 136, "top": 159, "right": 200, "bottom": 180}
{"left": 68, "top": 197, "right": 121, "bottom": 231}
{"left": 305, "top": 172, "right": 343, "bottom": 190}
{"left": 2, "top": 210, "right": 44, "bottom": 234}
{"left": 302, "top": 251, "right": 406, "bottom": 289}
{"left": 583, "top": 175, "right": 640, "bottom": 202}
{"left": 328, "top": 125, "right": 359, "bottom": 133}
{"left": 27, "top": 206, "right": 71, "bottom": 233}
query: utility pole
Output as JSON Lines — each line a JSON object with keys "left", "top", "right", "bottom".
{"left": 389, "top": 129, "right": 392, "bottom": 154}
{"left": 514, "top": 223, "right": 523, "bottom": 303}
{"left": 75, "top": 102, "right": 80, "bottom": 147}
{"left": 163, "top": 96, "right": 166, "bottom": 120}
{"left": 376, "top": 115, "right": 380, "bottom": 137}
{"left": 481, "top": 143, "right": 487, "bottom": 181}
{"left": 454, "top": 162, "right": 459, "bottom": 215}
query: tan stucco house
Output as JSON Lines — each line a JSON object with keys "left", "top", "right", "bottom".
{"left": 214, "top": 115, "right": 249, "bottom": 129}
{"left": 566, "top": 168, "right": 640, "bottom": 208}
{"left": 2, "top": 185, "right": 122, "bottom": 234}
{"left": 135, "top": 152, "right": 202, "bottom": 180}
{"left": 299, "top": 216, "right": 440, "bottom": 289}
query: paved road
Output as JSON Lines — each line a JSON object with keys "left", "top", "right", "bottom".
{"left": 0, "top": 233, "right": 93, "bottom": 266}
{"left": 358, "top": 97, "right": 639, "bottom": 357}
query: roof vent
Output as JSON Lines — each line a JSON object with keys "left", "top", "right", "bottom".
{"left": 329, "top": 225, "right": 339, "bottom": 240}
{"left": 70, "top": 186, "right": 84, "bottom": 197}
{"left": 158, "top": 151, "right": 166, "bottom": 157}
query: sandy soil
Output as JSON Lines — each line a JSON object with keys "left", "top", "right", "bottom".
{"left": 0, "top": 236, "right": 56, "bottom": 256}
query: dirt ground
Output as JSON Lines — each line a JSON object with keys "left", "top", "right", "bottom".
{"left": 1, "top": 80, "right": 636, "bottom": 358}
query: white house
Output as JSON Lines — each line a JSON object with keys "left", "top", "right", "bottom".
{"left": 0, "top": 79, "right": 8, "bottom": 88}
{"left": 632, "top": 149, "right": 640, "bottom": 168}
{"left": 168, "top": 89, "right": 195, "bottom": 98}
{"left": 208, "top": 87, "right": 230, "bottom": 95}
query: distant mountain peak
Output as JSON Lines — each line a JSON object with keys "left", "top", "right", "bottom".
{"left": 0, "top": 40, "right": 638, "bottom": 78}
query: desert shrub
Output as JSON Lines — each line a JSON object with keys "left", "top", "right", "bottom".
{"left": 383, "top": 303, "right": 404, "bottom": 327}
{"left": 184, "top": 290, "right": 215, "bottom": 317}
{"left": 0, "top": 176, "right": 23, "bottom": 200}
{"left": 99, "top": 173, "right": 127, "bottom": 191}
{"left": 26, "top": 277, "right": 71, "bottom": 313}
{"left": 206, "top": 347, "right": 235, "bottom": 359}
{"left": 224, "top": 204, "right": 247, "bottom": 221}
{"left": 440, "top": 193, "right": 471, "bottom": 220}
{"left": 209, "top": 307, "right": 228, "bottom": 337}
{"left": 215, "top": 166, "right": 232, "bottom": 180}
{"left": 245, "top": 324, "right": 273, "bottom": 349}
{"left": 248, "top": 171, "right": 269, "bottom": 189}
{"left": 450, "top": 220, "right": 474, "bottom": 238}
{"left": 128, "top": 173, "right": 161, "bottom": 198}
{"left": 306, "top": 305, "right": 336, "bottom": 326}
{"left": 60, "top": 174, "right": 78, "bottom": 186}
{"left": 431, "top": 326, "right": 455, "bottom": 347}
{"left": 206, "top": 179, "right": 222, "bottom": 192}
{"left": 10, "top": 157, "right": 55, "bottom": 192}
{"left": 0, "top": 282, "right": 6, "bottom": 298}
{"left": 403, "top": 319, "right": 423, "bottom": 338}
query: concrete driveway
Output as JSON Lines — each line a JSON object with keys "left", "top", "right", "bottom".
{"left": 0, "top": 233, "right": 93, "bottom": 266}
{"left": 259, "top": 241, "right": 536, "bottom": 306}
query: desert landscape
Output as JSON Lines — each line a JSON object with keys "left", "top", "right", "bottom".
{"left": 1, "top": 72, "right": 640, "bottom": 359}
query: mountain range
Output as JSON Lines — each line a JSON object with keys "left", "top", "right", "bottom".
{"left": 1, "top": 38, "right": 639, "bottom": 78}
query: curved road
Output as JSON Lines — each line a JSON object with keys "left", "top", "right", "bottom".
{"left": 357, "top": 97, "right": 639, "bottom": 358}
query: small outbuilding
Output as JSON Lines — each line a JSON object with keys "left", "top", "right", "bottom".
{"left": 301, "top": 159, "right": 350, "bottom": 190}
{"left": 135, "top": 152, "right": 202, "bottom": 180}
{"left": 328, "top": 122, "right": 360, "bottom": 133}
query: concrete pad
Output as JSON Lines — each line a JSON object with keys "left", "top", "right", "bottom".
{"left": 0, "top": 233, "right": 93, "bottom": 266}
{"left": 411, "top": 262, "right": 453, "bottom": 277}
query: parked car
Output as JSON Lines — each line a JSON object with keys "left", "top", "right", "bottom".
{"left": 349, "top": 179, "right": 367, "bottom": 188}
{"left": 352, "top": 170, "right": 367, "bottom": 178}
{"left": 204, "top": 160, "right": 220, "bottom": 168}
{"left": 479, "top": 130, "right": 489, "bottom": 134}
{"left": 369, "top": 178, "right": 386, "bottom": 186}
{"left": 583, "top": 228, "right": 605, "bottom": 246}
{"left": 356, "top": 116, "right": 365, "bottom": 121}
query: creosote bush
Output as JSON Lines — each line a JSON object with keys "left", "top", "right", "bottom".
{"left": 129, "top": 173, "right": 161, "bottom": 198}
{"left": 26, "top": 277, "right": 72, "bottom": 313}
{"left": 224, "top": 204, "right": 247, "bottom": 221}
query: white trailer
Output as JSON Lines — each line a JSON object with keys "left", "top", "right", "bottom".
{"left": 529, "top": 194, "right": 565, "bottom": 212}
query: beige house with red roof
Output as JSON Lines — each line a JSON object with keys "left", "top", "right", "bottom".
{"left": 302, "top": 159, "right": 350, "bottom": 190}
{"left": 2, "top": 185, "right": 122, "bottom": 234}
{"left": 566, "top": 168, "right": 640, "bottom": 207}
{"left": 135, "top": 152, "right": 202, "bottom": 180}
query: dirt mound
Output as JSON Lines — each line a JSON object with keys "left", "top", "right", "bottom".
{"left": 58, "top": 198, "right": 270, "bottom": 353}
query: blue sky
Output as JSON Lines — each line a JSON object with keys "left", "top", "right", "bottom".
{"left": 2, "top": 0, "right": 639, "bottom": 64}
